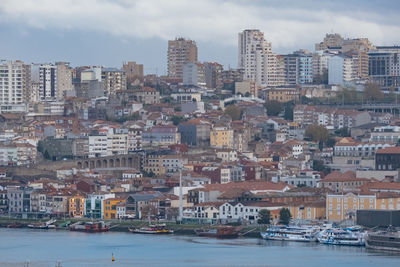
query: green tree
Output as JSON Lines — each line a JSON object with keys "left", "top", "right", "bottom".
{"left": 313, "top": 69, "right": 329, "bottom": 85}
{"left": 224, "top": 105, "right": 241, "bottom": 121}
{"left": 386, "top": 86, "right": 396, "bottom": 103}
{"left": 37, "top": 141, "right": 43, "bottom": 153}
{"left": 364, "top": 82, "right": 383, "bottom": 102}
{"left": 326, "top": 138, "right": 337, "bottom": 148}
{"left": 279, "top": 208, "right": 292, "bottom": 225}
{"left": 336, "top": 87, "right": 359, "bottom": 104}
{"left": 43, "top": 150, "right": 50, "bottom": 160}
{"left": 264, "top": 100, "right": 283, "bottom": 116}
{"left": 284, "top": 102, "right": 294, "bottom": 121}
{"left": 161, "top": 96, "right": 173, "bottom": 103}
{"left": 142, "top": 170, "right": 155, "bottom": 177}
{"left": 171, "top": 116, "right": 184, "bottom": 126}
{"left": 322, "top": 69, "right": 328, "bottom": 84}
{"left": 312, "top": 160, "right": 331, "bottom": 175}
{"left": 305, "top": 125, "right": 329, "bottom": 143}
{"left": 257, "top": 209, "right": 271, "bottom": 224}
{"left": 334, "top": 127, "right": 350, "bottom": 137}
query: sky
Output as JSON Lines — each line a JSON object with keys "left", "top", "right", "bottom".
{"left": 0, "top": 0, "right": 400, "bottom": 74}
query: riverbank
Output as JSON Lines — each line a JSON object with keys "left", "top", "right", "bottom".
{"left": 0, "top": 217, "right": 262, "bottom": 238}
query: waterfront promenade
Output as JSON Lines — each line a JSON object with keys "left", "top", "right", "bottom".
{"left": 1, "top": 228, "right": 400, "bottom": 267}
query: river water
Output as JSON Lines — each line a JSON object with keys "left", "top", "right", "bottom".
{"left": 0, "top": 228, "right": 399, "bottom": 267}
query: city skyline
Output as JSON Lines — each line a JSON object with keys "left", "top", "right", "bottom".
{"left": 1, "top": 0, "right": 400, "bottom": 73}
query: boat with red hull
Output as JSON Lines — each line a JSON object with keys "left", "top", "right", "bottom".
{"left": 69, "top": 221, "right": 110, "bottom": 233}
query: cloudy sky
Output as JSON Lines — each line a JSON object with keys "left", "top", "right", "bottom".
{"left": 0, "top": 0, "right": 399, "bottom": 74}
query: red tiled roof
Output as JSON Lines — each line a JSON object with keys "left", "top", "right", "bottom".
{"left": 362, "top": 182, "right": 400, "bottom": 191}
{"left": 376, "top": 147, "right": 400, "bottom": 154}
{"left": 196, "top": 201, "right": 224, "bottom": 207}
{"left": 200, "top": 181, "right": 292, "bottom": 192}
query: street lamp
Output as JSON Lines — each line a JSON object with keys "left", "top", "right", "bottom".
{"left": 178, "top": 166, "right": 183, "bottom": 223}
{"left": 178, "top": 163, "right": 188, "bottom": 223}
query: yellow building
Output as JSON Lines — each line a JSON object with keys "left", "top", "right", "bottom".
{"left": 289, "top": 201, "right": 326, "bottom": 221}
{"left": 376, "top": 193, "right": 400, "bottom": 210}
{"left": 68, "top": 195, "right": 85, "bottom": 218}
{"left": 104, "top": 198, "right": 126, "bottom": 220}
{"left": 326, "top": 193, "right": 400, "bottom": 221}
{"left": 266, "top": 88, "right": 299, "bottom": 103}
{"left": 210, "top": 126, "right": 233, "bottom": 148}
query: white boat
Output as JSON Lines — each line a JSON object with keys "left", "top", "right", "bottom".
{"left": 28, "top": 219, "right": 57, "bottom": 229}
{"left": 317, "top": 228, "right": 365, "bottom": 246}
{"left": 260, "top": 225, "right": 318, "bottom": 242}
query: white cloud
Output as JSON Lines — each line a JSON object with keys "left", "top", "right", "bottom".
{"left": 0, "top": 0, "right": 399, "bottom": 52}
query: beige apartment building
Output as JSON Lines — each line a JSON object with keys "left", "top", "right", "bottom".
{"left": 122, "top": 61, "right": 144, "bottom": 85}
{"left": 167, "top": 38, "right": 198, "bottom": 80}
{"left": 101, "top": 68, "right": 127, "bottom": 95}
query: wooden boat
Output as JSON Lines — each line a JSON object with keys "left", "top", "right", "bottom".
{"left": 28, "top": 219, "right": 57, "bottom": 229}
{"left": 7, "top": 223, "right": 23, "bottom": 228}
{"left": 129, "top": 223, "right": 174, "bottom": 234}
{"left": 69, "top": 221, "right": 110, "bottom": 233}
{"left": 195, "top": 226, "right": 241, "bottom": 238}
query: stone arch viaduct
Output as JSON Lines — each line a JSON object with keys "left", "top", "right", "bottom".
{"left": 76, "top": 154, "right": 142, "bottom": 170}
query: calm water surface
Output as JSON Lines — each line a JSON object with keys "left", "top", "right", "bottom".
{"left": 0, "top": 228, "right": 399, "bottom": 267}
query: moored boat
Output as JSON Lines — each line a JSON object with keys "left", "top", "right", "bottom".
{"left": 6, "top": 223, "right": 23, "bottom": 228}
{"left": 69, "top": 221, "right": 110, "bottom": 233}
{"left": 129, "top": 223, "right": 174, "bottom": 234}
{"left": 317, "top": 228, "right": 365, "bottom": 246}
{"left": 366, "top": 230, "right": 400, "bottom": 252}
{"left": 28, "top": 219, "right": 57, "bottom": 229}
{"left": 194, "top": 226, "right": 241, "bottom": 239}
{"left": 260, "top": 225, "right": 318, "bottom": 242}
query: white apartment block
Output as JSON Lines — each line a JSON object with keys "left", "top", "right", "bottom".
{"left": 238, "top": 29, "right": 282, "bottom": 87}
{"left": 39, "top": 64, "right": 58, "bottom": 100}
{"left": 127, "top": 125, "right": 142, "bottom": 151}
{"left": 328, "top": 55, "right": 357, "bottom": 85}
{"left": 183, "top": 62, "right": 206, "bottom": 87}
{"left": 370, "top": 125, "right": 400, "bottom": 144}
{"left": 0, "top": 60, "right": 28, "bottom": 105}
{"left": 313, "top": 51, "right": 335, "bottom": 77}
{"left": 219, "top": 202, "right": 278, "bottom": 222}
{"left": 107, "top": 131, "right": 128, "bottom": 156}
{"left": 88, "top": 135, "right": 108, "bottom": 158}
{"left": 0, "top": 146, "right": 17, "bottom": 166}
{"left": 89, "top": 127, "right": 137, "bottom": 158}
{"left": 334, "top": 142, "right": 393, "bottom": 157}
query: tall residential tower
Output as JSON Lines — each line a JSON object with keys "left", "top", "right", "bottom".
{"left": 167, "top": 38, "right": 198, "bottom": 80}
{"left": 238, "top": 29, "right": 282, "bottom": 87}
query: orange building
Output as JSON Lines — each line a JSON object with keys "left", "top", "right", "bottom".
{"left": 289, "top": 201, "right": 326, "bottom": 221}
{"left": 104, "top": 198, "right": 126, "bottom": 220}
